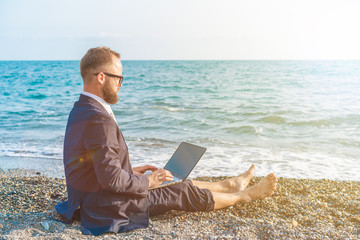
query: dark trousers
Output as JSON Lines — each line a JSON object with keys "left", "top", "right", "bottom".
{"left": 148, "top": 179, "right": 215, "bottom": 216}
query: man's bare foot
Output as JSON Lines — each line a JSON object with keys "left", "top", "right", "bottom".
{"left": 224, "top": 164, "right": 255, "bottom": 191}
{"left": 242, "top": 173, "right": 278, "bottom": 202}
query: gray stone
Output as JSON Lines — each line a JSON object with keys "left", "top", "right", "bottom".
{"left": 41, "top": 221, "right": 50, "bottom": 231}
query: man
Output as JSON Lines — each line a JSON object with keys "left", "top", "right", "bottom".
{"left": 55, "top": 46, "right": 278, "bottom": 236}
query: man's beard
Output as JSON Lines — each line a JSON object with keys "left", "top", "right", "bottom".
{"left": 102, "top": 79, "right": 119, "bottom": 104}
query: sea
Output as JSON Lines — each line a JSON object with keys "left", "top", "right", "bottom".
{"left": 0, "top": 60, "right": 359, "bottom": 180}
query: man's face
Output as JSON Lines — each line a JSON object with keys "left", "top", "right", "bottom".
{"left": 102, "top": 57, "right": 123, "bottom": 104}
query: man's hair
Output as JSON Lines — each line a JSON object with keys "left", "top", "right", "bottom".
{"left": 80, "top": 46, "right": 120, "bottom": 80}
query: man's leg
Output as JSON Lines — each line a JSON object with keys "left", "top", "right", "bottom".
{"left": 191, "top": 164, "right": 255, "bottom": 193}
{"left": 148, "top": 179, "right": 215, "bottom": 216}
{"left": 191, "top": 164, "right": 278, "bottom": 210}
{"left": 148, "top": 164, "right": 277, "bottom": 215}
{"left": 209, "top": 173, "right": 277, "bottom": 209}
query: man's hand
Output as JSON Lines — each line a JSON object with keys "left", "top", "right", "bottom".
{"left": 133, "top": 165, "right": 158, "bottom": 175}
{"left": 147, "top": 169, "right": 173, "bottom": 188}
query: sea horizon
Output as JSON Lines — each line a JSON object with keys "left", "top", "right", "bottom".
{"left": 1, "top": 59, "right": 360, "bottom": 62}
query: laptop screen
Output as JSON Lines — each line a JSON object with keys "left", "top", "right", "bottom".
{"left": 164, "top": 142, "right": 206, "bottom": 179}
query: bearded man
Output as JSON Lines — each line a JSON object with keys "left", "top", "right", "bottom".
{"left": 55, "top": 46, "right": 278, "bottom": 236}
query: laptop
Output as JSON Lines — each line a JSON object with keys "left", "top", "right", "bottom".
{"left": 149, "top": 142, "right": 206, "bottom": 190}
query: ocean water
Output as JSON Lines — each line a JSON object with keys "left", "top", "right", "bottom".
{"left": 0, "top": 60, "right": 359, "bottom": 180}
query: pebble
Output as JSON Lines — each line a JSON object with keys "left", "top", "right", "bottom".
{"left": 292, "top": 220, "right": 298, "bottom": 227}
{"left": 335, "top": 221, "right": 343, "bottom": 227}
{"left": 0, "top": 170, "right": 359, "bottom": 239}
{"left": 41, "top": 221, "right": 50, "bottom": 231}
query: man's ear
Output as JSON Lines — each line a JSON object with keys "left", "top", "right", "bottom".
{"left": 96, "top": 72, "right": 106, "bottom": 85}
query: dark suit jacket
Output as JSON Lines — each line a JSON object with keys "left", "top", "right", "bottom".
{"left": 55, "top": 94, "right": 150, "bottom": 235}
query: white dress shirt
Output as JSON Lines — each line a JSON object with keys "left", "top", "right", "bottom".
{"left": 81, "top": 91, "right": 116, "bottom": 121}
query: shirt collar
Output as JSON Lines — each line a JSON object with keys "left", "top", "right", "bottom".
{"left": 81, "top": 91, "right": 115, "bottom": 118}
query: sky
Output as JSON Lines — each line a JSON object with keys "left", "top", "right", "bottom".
{"left": 0, "top": 0, "right": 360, "bottom": 60}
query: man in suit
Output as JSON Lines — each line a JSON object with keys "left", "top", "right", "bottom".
{"left": 55, "top": 46, "right": 278, "bottom": 236}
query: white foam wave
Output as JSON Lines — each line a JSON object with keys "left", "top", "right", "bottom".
{"left": 149, "top": 106, "right": 184, "bottom": 112}
{"left": 128, "top": 142, "right": 360, "bottom": 181}
{"left": 0, "top": 143, "right": 62, "bottom": 160}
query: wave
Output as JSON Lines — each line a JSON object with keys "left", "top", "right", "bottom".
{"left": 333, "top": 138, "right": 360, "bottom": 148}
{"left": 289, "top": 119, "right": 332, "bottom": 127}
{"left": 221, "top": 126, "right": 257, "bottom": 134}
{"left": 242, "top": 112, "right": 268, "bottom": 116}
{"left": 256, "top": 115, "right": 286, "bottom": 124}
{"left": 25, "top": 93, "right": 47, "bottom": 99}
{"left": 149, "top": 106, "right": 184, "bottom": 112}
{"left": 6, "top": 110, "right": 38, "bottom": 116}
{"left": 126, "top": 136, "right": 177, "bottom": 148}
{"left": 254, "top": 114, "right": 360, "bottom": 127}
{"left": 0, "top": 148, "right": 62, "bottom": 160}
{"left": 289, "top": 115, "right": 360, "bottom": 127}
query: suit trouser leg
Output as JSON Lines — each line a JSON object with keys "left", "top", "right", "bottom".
{"left": 147, "top": 180, "right": 215, "bottom": 216}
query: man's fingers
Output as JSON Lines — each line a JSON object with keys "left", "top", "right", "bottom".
{"left": 146, "top": 165, "right": 158, "bottom": 171}
{"left": 155, "top": 169, "right": 173, "bottom": 182}
{"left": 156, "top": 169, "right": 172, "bottom": 175}
{"left": 162, "top": 171, "right": 173, "bottom": 180}
{"left": 163, "top": 170, "right": 173, "bottom": 181}
{"left": 150, "top": 169, "right": 173, "bottom": 182}
{"left": 147, "top": 168, "right": 174, "bottom": 187}
{"left": 134, "top": 165, "right": 159, "bottom": 173}
{"left": 162, "top": 169, "right": 173, "bottom": 177}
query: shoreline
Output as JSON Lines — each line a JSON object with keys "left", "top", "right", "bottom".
{"left": 1, "top": 169, "right": 359, "bottom": 239}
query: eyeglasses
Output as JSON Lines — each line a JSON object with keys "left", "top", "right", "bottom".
{"left": 94, "top": 72, "right": 124, "bottom": 86}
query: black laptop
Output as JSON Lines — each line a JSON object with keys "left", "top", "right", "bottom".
{"left": 149, "top": 142, "right": 206, "bottom": 189}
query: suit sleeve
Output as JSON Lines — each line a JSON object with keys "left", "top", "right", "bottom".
{"left": 84, "top": 113, "right": 149, "bottom": 197}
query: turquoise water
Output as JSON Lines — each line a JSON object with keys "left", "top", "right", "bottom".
{"left": 0, "top": 60, "right": 359, "bottom": 180}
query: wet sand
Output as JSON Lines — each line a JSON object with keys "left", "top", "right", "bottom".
{"left": 1, "top": 169, "right": 359, "bottom": 239}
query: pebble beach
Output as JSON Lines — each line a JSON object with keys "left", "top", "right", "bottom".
{"left": 1, "top": 169, "right": 359, "bottom": 239}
